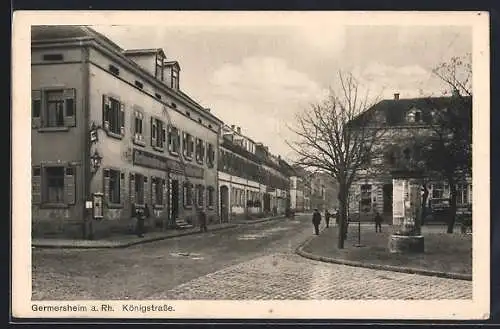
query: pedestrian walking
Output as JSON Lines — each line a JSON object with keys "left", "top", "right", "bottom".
{"left": 198, "top": 208, "right": 208, "bottom": 233}
{"left": 325, "top": 210, "right": 331, "bottom": 228}
{"left": 312, "top": 209, "right": 322, "bottom": 235}
{"left": 133, "top": 204, "right": 145, "bottom": 237}
{"left": 374, "top": 211, "right": 383, "bottom": 233}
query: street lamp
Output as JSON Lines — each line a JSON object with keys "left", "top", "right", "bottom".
{"left": 90, "top": 149, "right": 103, "bottom": 173}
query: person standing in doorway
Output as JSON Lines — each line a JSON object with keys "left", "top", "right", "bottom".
{"left": 198, "top": 208, "right": 208, "bottom": 233}
{"left": 374, "top": 211, "right": 383, "bottom": 233}
{"left": 312, "top": 209, "right": 322, "bottom": 235}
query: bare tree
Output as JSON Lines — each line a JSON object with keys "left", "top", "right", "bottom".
{"left": 288, "top": 71, "right": 385, "bottom": 249}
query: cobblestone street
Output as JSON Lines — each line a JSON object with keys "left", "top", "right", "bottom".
{"left": 32, "top": 214, "right": 472, "bottom": 300}
{"left": 157, "top": 253, "right": 472, "bottom": 300}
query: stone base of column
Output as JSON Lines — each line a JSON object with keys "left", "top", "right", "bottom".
{"left": 388, "top": 235, "right": 424, "bottom": 253}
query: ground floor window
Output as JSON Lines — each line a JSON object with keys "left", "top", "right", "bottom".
{"left": 134, "top": 174, "right": 145, "bottom": 205}
{"left": 196, "top": 184, "right": 204, "bottom": 207}
{"left": 32, "top": 164, "right": 75, "bottom": 206}
{"left": 432, "top": 183, "right": 445, "bottom": 199}
{"left": 207, "top": 186, "right": 215, "bottom": 208}
{"left": 183, "top": 182, "right": 193, "bottom": 207}
{"left": 152, "top": 177, "right": 165, "bottom": 206}
{"left": 360, "top": 184, "right": 372, "bottom": 212}
{"left": 104, "top": 169, "right": 121, "bottom": 204}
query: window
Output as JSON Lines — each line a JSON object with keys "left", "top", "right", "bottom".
{"left": 432, "top": 183, "right": 444, "bottom": 199}
{"left": 134, "top": 174, "right": 145, "bottom": 205}
{"left": 32, "top": 89, "right": 76, "bottom": 129}
{"left": 133, "top": 110, "right": 144, "bottom": 144}
{"left": 360, "top": 184, "right": 372, "bottom": 211}
{"left": 151, "top": 118, "right": 166, "bottom": 150}
{"left": 196, "top": 185, "right": 204, "bottom": 207}
{"left": 43, "top": 53, "right": 64, "bottom": 61}
{"left": 134, "top": 80, "right": 144, "bottom": 89}
{"left": 104, "top": 169, "right": 121, "bottom": 204}
{"left": 183, "top": 182, "right": 193, "bottom": 207}
{"left": 155, "top": 56, "right": 164, "bottom": 81}
{"left": 172, "top": 69, "right": 179, "bottom": 89}
{"left": 109, "top": 65, "right": 120, "bottom": 76}
{"left": 207, "top": 186, "right": 215, "bottom": 208}
{"left": 414, "top": 111, "right": 422, "bottom": 123}
{"left": 168, "top": 125, "right": 181, "bottom": 154}
{"left": 103, "top": 95, "right": 125, "bottom": 136}
{"left": 152, "top": 177, "right": 165, "bottom": 206}
{"left": 32, "top": 165, "right": 75, "bottom": 206}
{"left": 206, "top": 143, "right": 215, "bottom": 168}
{"left": 456, "top": 184, "right": 469, "bottom": 205}
{"left": 195, "top": 138, "right": 205, "bottom": 164}
{"left": 182, "top": 132, "right": 194, "bottom": 159}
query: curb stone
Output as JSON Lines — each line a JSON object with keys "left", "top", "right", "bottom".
{"left": 32, "top": 224, "right": 239, "bottom": 250}
{"left": 294, "top": 228, "right": 472, "bottom": 282}
{"left": 233, "top": 215, "right": 286, "bottom": 225}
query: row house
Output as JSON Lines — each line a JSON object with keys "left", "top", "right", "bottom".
{"left": 31, "top": 26, "right": 222, "bottom": 238}
{"left": 218, "top": 126, "right": 292, "bottom": 222}
{"left": 348, "top": 93, "right": 472, "bottom": 222}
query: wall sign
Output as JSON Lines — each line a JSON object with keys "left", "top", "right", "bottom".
{"left": 133, "top": 149, "right": 204, "bottom": 178}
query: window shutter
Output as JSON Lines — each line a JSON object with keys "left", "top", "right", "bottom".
{"left": 32, "top": 90, "right": 42, "bottom": 128}
{"left": 143, "top": 176, "right": 149, "bottom": 206}
{"left": 64, "top": 166, "right": 76, "bottom": 205}
{"left": 103, "top": 169, "right": 111, "bottom": 203}
{"left": 182, "top": 132, "right": 187, "bottom": 156}
{"left": 131, "top": 111, "right": 137, "bottom": 136}
{"left": 162, "top": 125, "right": 167, "bottom": 148}
{"left": 102, "top": 95, "right": 110, "bottom": 130}
{"left": 120, "top": 171, "right": 126, "bottom": 205}
{"left": 162, "top": 179, "right": 167, "bottom": 207}
{"left": 176, "top": 133, "right": 181, "bottom": 154}
{"left": 151, "top": 118, "right": 157, "bottom": 146}
{"left": 167, "top": 125, "right": 173, "bottom": 151}
{"left": 63, "top": 88, "right": 76, "bottom": 127}
{"left": 120, "top": 102, "right": 125, "bottom": 136}
{"left": 32, "top": 166, "right": 41, "bottom": 204}
{"left": 129, "top": 173, "right": 136, "bottom": 205}
{"left": 151, "top": 177, "right": 157, "bottom": 206}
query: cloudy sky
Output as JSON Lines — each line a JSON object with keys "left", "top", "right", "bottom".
{"left": 92, "top": 21, "right": 471, "bottom": 162}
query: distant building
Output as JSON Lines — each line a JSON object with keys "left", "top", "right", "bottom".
{"left": 31, "top": 26, "right": 223, "bottom": 238}
{"left": 218, "top": 125, "right": 292, "bottom": 221}
{"left": 289, "top": 167, "right": 337, "bottom": 213}
{"left": 347, "top": 93, "right": 472, "bottom": 222}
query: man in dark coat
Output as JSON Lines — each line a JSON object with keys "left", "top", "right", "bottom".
{"left": 374, "top": 211, "right": 383, "bottom": 233}
{"left": 312, "top": 209, "right": 322, "bottom": 235}
{"left": 325, "top": 210, "right": 331, "bottom": 228}
{"left": 198, "top": 208, "right": 208, "bottom": 233}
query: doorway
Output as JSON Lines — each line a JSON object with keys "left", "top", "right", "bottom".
{"left": 220, "top": 185, "right": 229, "bottom": 223}
{"left": 170, "top": 179, "right": 179, "bottom": 225}
{"left": 383, "top": 184, "right": 393, "bottom": 214}
{"left": 263, "top": 193, "right": 271, "bottom": 213}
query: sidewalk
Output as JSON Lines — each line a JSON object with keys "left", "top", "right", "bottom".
{"left": 32, "top": 223, "right": 238, "bottom": 249}
{"left": 32, "top": 213, "right": 291, "bottom": 249}
{"left": 295, "top": 224, "right": 472, "bottom": 281}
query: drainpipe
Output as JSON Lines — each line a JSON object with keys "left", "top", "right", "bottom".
{"left": 82, "top": 46, "right": 93, "bottom": 239}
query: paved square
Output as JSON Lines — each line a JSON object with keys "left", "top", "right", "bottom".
{"left": 156, "top": 253, "right": 472, "bottom": 300}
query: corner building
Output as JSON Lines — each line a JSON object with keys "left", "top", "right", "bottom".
{"left": 31, "top": 26, "right": 222, "bottom": 238}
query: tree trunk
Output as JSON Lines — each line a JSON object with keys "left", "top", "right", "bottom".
{"left": 447, "top": 183, "right": 458, "bottom": 234}
{"left": 337, "top": 185, "right": 348, "bottom": 249}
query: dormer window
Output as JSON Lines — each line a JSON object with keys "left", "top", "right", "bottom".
{"left": 172, "top": 69, "right": 179, "bottom": 90}
{"left": 406, "top": 108, "right": 422, "bottom": 123}
{"left": 155, "top": 56, "right": 164, "bottom": 82}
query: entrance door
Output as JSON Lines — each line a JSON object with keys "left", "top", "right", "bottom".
{"left": 263, "top": 193, "right": 271, "bottom": 212}
{"left": 171, "top": 179, "right": 179, "bottom": 224}
{"left": 220, "top": 186, "right": 229, "bottom": 223}
{"left": 383, "top": 184, "right": 393, "bottom": 214}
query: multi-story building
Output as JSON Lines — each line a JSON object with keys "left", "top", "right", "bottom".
{"left": 218, "top": 125, "right": 292, "bottom": 221}
{"left": 31, "top": 26, "right": 223, "bottom": 238}
{"left": 348, "top": 93, "right": 472, "bottom": 222}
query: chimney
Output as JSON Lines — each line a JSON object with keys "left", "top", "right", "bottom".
{"left": 231, "top": 124, "right": 235, "bottom": 130}
{"left": 394, "top": 93, "right": 400, "bottom": 101}
{"left": 205, "top": 108, "right": 211, "bottom": 113}
{"left": 237, "top": 127, "right": 241, "bottom": 134}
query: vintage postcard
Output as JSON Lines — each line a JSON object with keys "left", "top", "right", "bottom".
{"left": 11, "top": 11, "right": 490, "bottom": 320}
